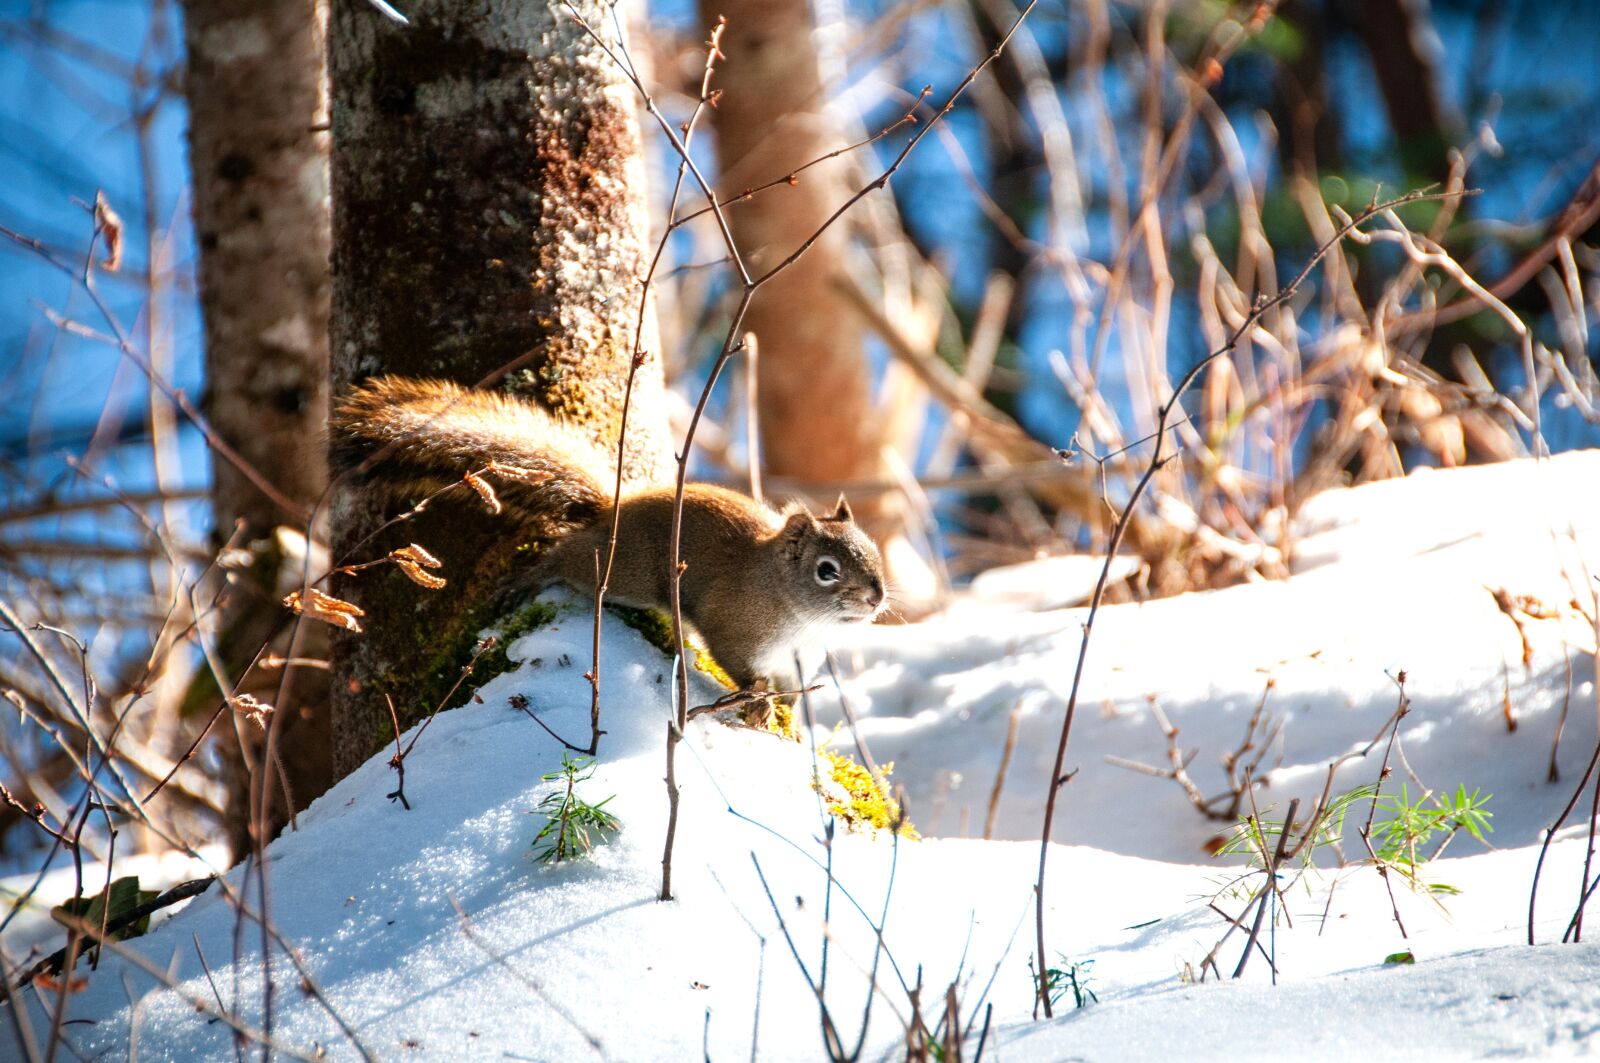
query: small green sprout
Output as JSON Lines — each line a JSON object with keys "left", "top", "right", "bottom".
{"left": 531, "top": 754, "right": 620, "bottom": 863}
{"left": 1215, "top": 781, "right": 1493, "bottom": 897}
{"left": 1372, "top": 783, "right": 1493, "bottom": 894}
{"left": 1032, "top": 953, "right": 1099, "bottom": 1010}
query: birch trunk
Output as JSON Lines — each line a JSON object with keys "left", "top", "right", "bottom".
{"left": 181, "top": 0, "right": 334, "bottom": 853}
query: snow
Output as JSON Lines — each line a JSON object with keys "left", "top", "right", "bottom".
{"left": 0, "top": 846, "right": 228, "bottom": 966}
{"left": 9, "top": 451, "right": 1600, "bottom": 1060}
{"left": 996, "top": 941, "right": 1600, "bottom": 1061}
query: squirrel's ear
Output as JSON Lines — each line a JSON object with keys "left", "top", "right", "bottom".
{"left": 831, "top": 494, "right": 853, "bottom": 523}
{"left": 781, "top": 508, "right": 816, "bottom": 538}
{"left": 780, "top": 509, "right": 815, "bottom": 559}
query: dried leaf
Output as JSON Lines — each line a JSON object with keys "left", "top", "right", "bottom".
{"left": 228, "top": 693, "right": 274, "bottom": 729}
{"left": 390, "top": 543, "right": 441, "bottom": 568}
{"left": 93, "top": 191, "right": 123, "bottom": 272}
{"left": 463, "top": 470, "right": 502, "bottom": 514}
{"left": 283, "top": 588, "right": 365, "bottom": 632}
{"left": 393, "top": 557, "right": 447, "bottom": 589}
{"left": 483, "top": 460, "right": 539, "bottom": 483}
{"left": 33, "top": 971, "right": 88, "bottom": 994}
{"left": 1513, "top": 593, "right": 1560, "bottom": 620}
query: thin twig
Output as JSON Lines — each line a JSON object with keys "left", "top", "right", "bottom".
{"left": 1529, "top": 735, "right": 1600, "bottom": 945}
{"left": 983, "top": 706, "right": 1021, "bottom": 841}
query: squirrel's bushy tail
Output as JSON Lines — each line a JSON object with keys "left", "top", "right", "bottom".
{"left": 330, "top": 376, "right": 613, "bottom": 527}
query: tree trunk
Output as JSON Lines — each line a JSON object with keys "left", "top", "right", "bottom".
{"left": 1353, "top": 0, "right": 1461, "bottom": 184}
{"left": 696, "top": 0, "right": 918, "bottom": 557}
{"left": 181, "top": 0, "right": 334, "bottom": 856}
{"left": 969, "top": 0, "right": 1040, "bottom": 333}
{"left": 1272, "top": 0, "right": 1341, "bottom": 180}
{"left": 327, "top": 0, "right": 671, "bottom": 779}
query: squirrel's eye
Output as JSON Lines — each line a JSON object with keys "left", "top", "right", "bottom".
{"left": 814, "top": 557, "right": 841, "bottom": 586}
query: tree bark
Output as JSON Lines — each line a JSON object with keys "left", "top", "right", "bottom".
{"left": 969, "top": 0, "right": 1040, "bottom": 330}
{"left": 1353, "top": 0, "right": 1461, "bottom": 183}
{"left": 327, "top": 0, "right": 671, "bottom": 779}
{"left": 1272, "top": 0, "right": 1341, "bottom": 180}
{"left": 181, "top": 0, "right": 334, "bottom": 855}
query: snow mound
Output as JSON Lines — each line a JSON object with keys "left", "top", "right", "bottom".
{"left": 13, "top": 453, "right": 1600, "bottom": 1060}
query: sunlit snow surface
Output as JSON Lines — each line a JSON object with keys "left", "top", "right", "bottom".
{"left": 17, "top": 451, "right": 1600, "bottom": 1061}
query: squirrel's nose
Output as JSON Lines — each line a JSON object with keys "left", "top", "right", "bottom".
{"left": 867, "top": 578, "right": 884, "bottom": 608}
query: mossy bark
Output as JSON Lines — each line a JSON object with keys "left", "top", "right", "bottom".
{"left": 181, "top": 0, "right": 334, "bottom": 854}
{"left": 327, "top": 0, "right": 671, "bottom": 779}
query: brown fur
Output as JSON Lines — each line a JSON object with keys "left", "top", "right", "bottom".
{"left": 331, "top": 376, "right": 614, "bottom": 527}
{"left": 332, "top": 377, "right": 886, "bottom": 687}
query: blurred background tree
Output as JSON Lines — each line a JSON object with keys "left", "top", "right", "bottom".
{"left": 179, "top": 0, "right": 333, "bottom": 858}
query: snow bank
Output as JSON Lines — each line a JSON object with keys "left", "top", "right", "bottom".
{"left": 831, "top": 449, "right": 1600, "bottom": 862}
{"left": 997, "top": 940, "right": 1600, "bottom": 1061}
{"left": 11, "top": 452, "right": 1600, "bottom": 1061}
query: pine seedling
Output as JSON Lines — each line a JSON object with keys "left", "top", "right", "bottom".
{"left": 1372, "top": 783, "right": 1493, "bottom": 894}
{"left": 1214, "top": 782, "right": 1492, "bottom": 898}
{"left": 1216, "top": 783, "right": 1377, "bottom": 869}
{"left": 531, "top": 754, "right": 620, "bottom": 863}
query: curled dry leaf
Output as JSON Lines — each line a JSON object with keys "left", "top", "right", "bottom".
{"left": 228, "top": 693, "right": 274, "bottom": 730}
{"left": 390, "top": 543, "right": 441, "bottom": 568}
{"left": 32, "top": 971, "right": 88, "bottom": 994}
{"left": 483, "top": 460, "right": 538, "bottom": 483}
{"left": 389, "top": 544, "right": 446, "bottom": 588}
{"left": 1511, "top": 593, "right": 1559, "bottom": 620}
{"left": 463, "top": 470, "right": 502, "bottom": 514}
{"left": 93, "top": 190, "right": 123, "bottom": 272}
{"left": 283, "top": 588, "right": 366, "bottom": 633}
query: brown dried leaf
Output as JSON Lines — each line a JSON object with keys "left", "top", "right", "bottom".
{"left": 93, "top": 191, "right": 123, "bottom": 272}
{"left": 1489, "top": 587, "right": 1535, "bottom": 668}
{"left": 390, "top": 544, "right": 441, "bottom": 568}
{"left": 1513, "top": 593, "right": 1560, "bottom": 620}
{"left": 283, "top": 588, "right": 366, "bottom": 632}
{"left": 228, "top": 693, "right": 274, "bottom": 730}
{"left": 393, "top": 557, "right": 447, "bottom": 589}
{"left": 483, "top": 460, "right": 539, "bottom": 483}
{"left": 463, "top": 470, "right": 502, "bottom": 514}
{"left": 33, "top": 971, "right": 88, "bottom": 994}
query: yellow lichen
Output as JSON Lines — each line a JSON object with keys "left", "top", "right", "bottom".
{"left": 818, "top": 750, "right": 918, "bottom": 838}
{"left": 689, "top": 645, "right": 739, "bottom": 691}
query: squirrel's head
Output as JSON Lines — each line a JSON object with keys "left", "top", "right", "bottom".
{"left": 778, "top": 495, "right": 886, "bottom": 625}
